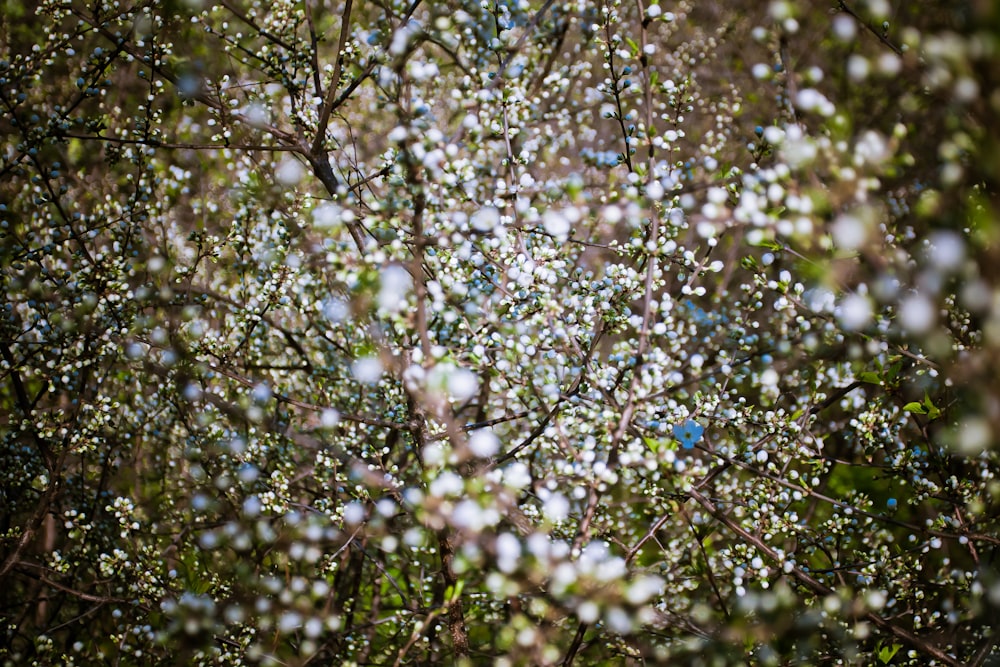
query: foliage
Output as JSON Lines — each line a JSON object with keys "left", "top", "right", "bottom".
{"left": 2, "top": 0, "right": 1000, "bottom": 665}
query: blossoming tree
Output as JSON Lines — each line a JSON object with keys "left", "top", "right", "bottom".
{"left": 2, "top": 0, "right": 999, "bottom": 664}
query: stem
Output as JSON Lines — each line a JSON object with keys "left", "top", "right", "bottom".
{"left": 687, "top": 487, "right": 963, "bottom": 667}
{"left": 312, "top": 0, "right": 354, "bottom": 156}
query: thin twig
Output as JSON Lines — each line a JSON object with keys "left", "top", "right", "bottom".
{"left": 837, "top": 0, "right": 902, "bottom": 55}
{"left": 687, "top": 487, "right": 963, "bottom": 667}
{"left": 312, "top": 0, "right": 354, "bottom": 156}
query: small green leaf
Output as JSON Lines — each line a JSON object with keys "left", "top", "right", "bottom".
{"left": 448, "top": 579, "right": 465, "bottom": 603}
{"left": 859, "top": 371, "right": 882, "bottom": 385}
{"left": 877, "top": 642, "right": 902, "bottom": 663}
{"left": 922, "top": 392, "right": 942, "bottom": 420}
{"left": 751, "top": 238, "right": 783, "bottom": 251}
{"left": 885, "top": 360, "right": 904, "bottom": 384}
{"left": 903, "top": 402, "right": 926, "bottom": 415}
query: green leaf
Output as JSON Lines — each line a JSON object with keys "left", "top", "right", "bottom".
{"left": 751, "top": 238, "right": 783, "bottom": 251}
{"left": 903, "top": 402, "right": 926, "bottom": 415}
{"left": 923, "top": 392, "right": 942, "bottom": 420}
{"left": 877, "top": 642, "right": 902, "bottom": 663}
{"left": 885, "top": 359, "right": 904, "bottom": 384}
{"left": 859, "top": 371, "right": 882, "bottom": 385}
{"left": 446, "top": 579, "right": 465, "bottom": 603}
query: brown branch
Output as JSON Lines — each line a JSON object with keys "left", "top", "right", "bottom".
{"left": 220, "top": 0, "right": 297, "bottom": 52}
{"left": 304, "top": 0, "right": 323, "bottom": 96}
{"left": 167, "top": 283, "right": 313, "bottom": 369}
{"left": 681, "top": 506, "right": 730, "bottom": 621}
{"left": 687, "top": 488, "right": 964, "bottom": 667}
{"left": 70, "top": 7, "right": 300, "bottom": 147}
{"left": 494, "top": 318, "right": 606, "bottom": 467}
{"left": 561, "top": 621, "right": 589, "bottom": 666}
{"left": 409, "top": 174, "right": 432, "bottom": 363}
{"left": 574, "top": 0, "right": 660, "bottom": 552}
{"left": 403, "top": 392, "right": 469, "bottom": 658}
{"left": 0, "top": 477, "right": 61, "bottom": 581}
{"left": 13, "top": 562, "right": 126, "bottom": 605}
{"left": 195, "top": 361, "right": 405, "bottom": 430}
{"left": 837, "top": 0, "right": 903, "bottom": 56}
{"left": 447, "top": 0, "right": 559, "bottom": 145}
{"left": 435, "top": 530, "right": 469, "bottom": 658}
{"left": 393, "top": 608, "right": 443, "bottom": 667}
{"left": 704, "top": 442, "right": 1000, "bottom": 546}
{"left": 312, "top": 0, "right": 354, "bottom": 156}
{"left": 57, "top": 133, "right": 303, "bottom": 152}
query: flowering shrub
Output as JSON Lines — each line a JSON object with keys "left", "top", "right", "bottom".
{"left": 2, "top": 0, "right": 999, "bottom": 665}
